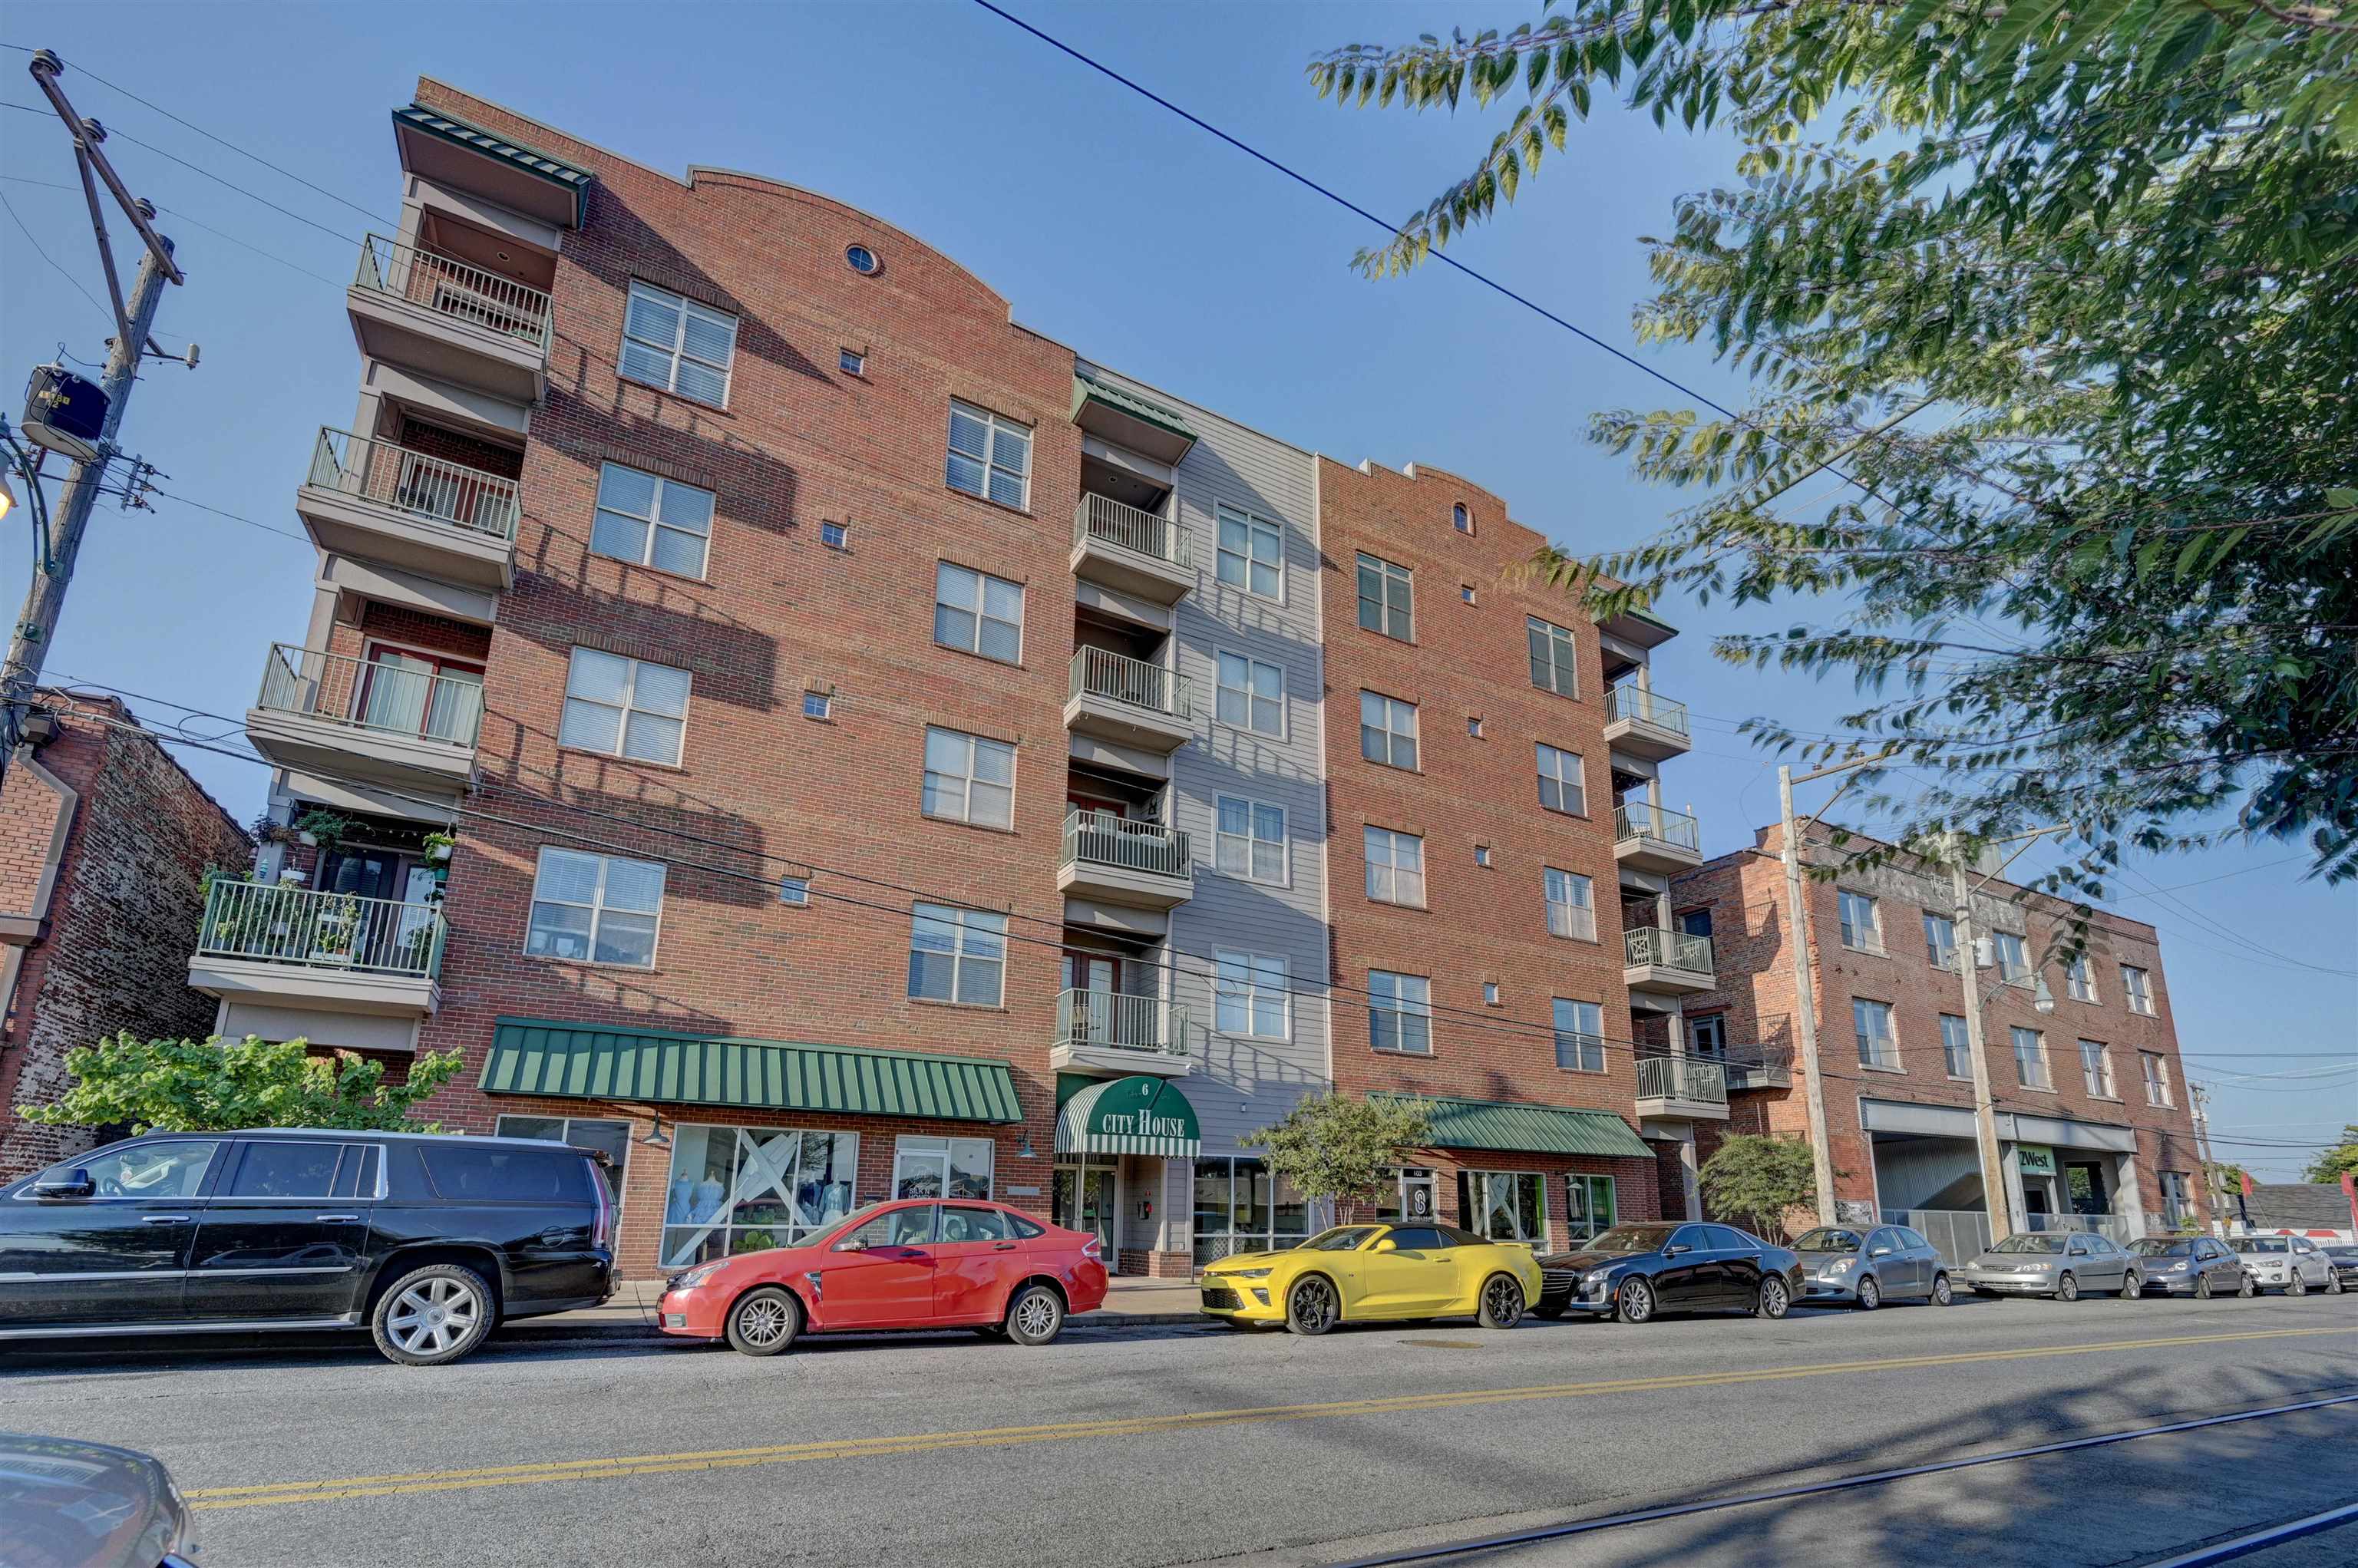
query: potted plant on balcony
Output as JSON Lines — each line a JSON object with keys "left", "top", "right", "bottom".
{"left": 311, "top": 893, "right": 362, "bottom": 964}
{"left": 292, "top": 807, "right": 355, "bottom": 853}
{"left": 421, "top": 830, "right": 456, "bottom": 863}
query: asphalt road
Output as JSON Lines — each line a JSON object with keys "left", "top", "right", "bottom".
{"left": 4, "top": 1291, "right": 2354, "bottom": 1567}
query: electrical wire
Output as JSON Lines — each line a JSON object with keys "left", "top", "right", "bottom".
{"left": 0, "top": 183, "right": 113, "bottom": 327}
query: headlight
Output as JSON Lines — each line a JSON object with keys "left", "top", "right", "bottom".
{"left": 1825, "top": 1258, "right": 1856, "bottom": 1276}
{"left": 670, "top": 1262, "right": 728, "bottom": 1289}
{"left": 1581, "top": 1267, "right": 1613, "bottom": 1285}
{"left": 2158, "top": 1260, "right": 2188, "bottom": 1272}
{"left": 1226, "top": 1267, "right": 1273, "bottom": 1280}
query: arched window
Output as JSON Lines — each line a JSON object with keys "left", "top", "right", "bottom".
{"left": 1452, "top": 502, "right": 1473, "bottom": 534}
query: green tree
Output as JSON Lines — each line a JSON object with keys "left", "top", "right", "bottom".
{"left": 18, "top": 1032, "right": 464, "bottom": 1136}
{"left": 1242, "top": 1092, "right": 1433, "bottom": 1222}
{"left": 1311, "top": 3, "right": 2358, "bottom": 883}
{"left": 2304, "top": 1125, "right": 2358, "bottom": 1185}
{"left": 1697, "top": 1133, "right": 1818, "bottom": 1239}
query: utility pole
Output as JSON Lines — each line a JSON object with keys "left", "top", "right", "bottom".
{"left": 2189, "top": 1082, "right": 2222, "bottom": 1237}
{"left": 1778, "top": 765, "right": 1841, "bottom": 1226}
{"left": 1947, "top": 850, "right": 2018, "bottom": 1244}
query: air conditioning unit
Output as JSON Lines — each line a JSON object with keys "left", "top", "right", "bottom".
{"left": 21, "top": 363, "right": 107, "bottom": 463}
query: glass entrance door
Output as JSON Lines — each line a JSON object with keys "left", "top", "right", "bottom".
{"left": 1054, "top": 1161, "right": 1119, "bottom": 1275}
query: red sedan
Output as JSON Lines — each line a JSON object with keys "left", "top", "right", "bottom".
{"left": 657, "top": 1197, "right": 1108, "bottom": 1355}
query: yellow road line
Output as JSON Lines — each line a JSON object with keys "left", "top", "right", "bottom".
{"left": 186, "top": 1323, "right": 2357, "bottom": 1511}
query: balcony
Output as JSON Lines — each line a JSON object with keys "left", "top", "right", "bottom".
{"left": 1623, "top": 926, "right": 1715, "bottom": 997}
{"left": 1051, "top": 990, "right": 1194, "bottom": 1078}
{"left": 186, "top": 880, "right": 444, "bottom": 1019}
{"left": 1635, "top": 1054, "right": 1730, "bottom": 1121}
{"left": 348, "top": 234, "right": 551, "bottom": 404}
{"left": 1603, "top": 684, "right": 1691, "bottom": 761}
{"left": 1070, "top": 494, "right": 1194, "bottom": 606}
{"left": 1058, "top": 808, "right": 1193, "bottom": 911}
{"left": 296, "top": 427, "right": 519, "bottom": 589}
{"left": 1065, "top": 648, "right": 1193, "bottom": 754}
{"left": 1723, "top": 1044, "right": 1795, "bottom": 1091}
{"left": 247, "top": 644, "right": 482, "bottom": 793}
{"left": 1614, "top": 803, "right": 1702, "bottom": 875}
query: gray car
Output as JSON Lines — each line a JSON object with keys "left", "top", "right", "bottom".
{"left": 1793, "top": 1223, "right": 1952, "bottom": 1309}
{"left": 1959, "top": 1230, "right": 2143, "bottom": 1300}
{"left": 2129, "top": 1235, "right": 2255, "bottom": 1299}
{"left": 2228, "top": 1234, "right": 2344, "bottom": 1296}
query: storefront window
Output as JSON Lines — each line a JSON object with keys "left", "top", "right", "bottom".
{"left": 1375, "top": 1167, "right": 1438, "bottom": 1223}
{"left": 893, "top": 1134, "right": 994, "bottom": 1200}
{"left": 495, "top": 1114, "right": 629, "bottom": 1197}
{"left": 1192, "top": 1156, "right": 1307, "bottom": 1264}
{"left": 660, "top": 1126, "right": 857, "bottom": 1267}
{"left": 1565, "top": 1174, "right": 1617, "bottom": 1243}
{"left": 1461, "top": 1171, "right": 1546, "bottom": 1243}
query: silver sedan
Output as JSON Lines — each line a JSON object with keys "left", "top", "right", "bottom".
{"left": 1959, "top": 1230, "right": 2143, "bottom": 1300}
{"left": 2229, "top": 1234, "right": 2345, "bottom": 1296}
{"left": 1792, "top": 1223, "right": 1952, "bottom": 1309}
{"left": 2128, "top": 1235, "right": 2254, "bottom": 1299}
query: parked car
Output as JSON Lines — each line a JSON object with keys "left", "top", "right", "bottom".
{"left": 659, "top": 1197, "right": 1107, "bottom": 1354}
{"left": 2322, "top": 1244, "right": 2358, "bottom": 1291}
{"left": 1535, "top": 1222, "right": 1804, "bottom": 1324}
{"left": 2128, "top": 1235, "right": 2254, "bottom": 1299}
{"left": 1792, "top": 1224, "right": 1952, "bottom": 1309}
{"left": 0, "top": 1128, "right": 615, "bottom": 1366}
{"left": 2228, "top": 1234, "right": 2343, "bottom": 1295}
{"left": 0, "top": 1432, "right": 198, "bottom": 1567}
{"left": 1197, "top": 1222, "right": 1541, "bottom": 1335}
{"left": 1959, "top": 1230, "right": 2142, "bottom": 1299}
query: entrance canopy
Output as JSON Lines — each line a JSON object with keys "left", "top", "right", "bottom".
{"left": 1055, "top": 1074, "right": 1200, "bottom": 1158}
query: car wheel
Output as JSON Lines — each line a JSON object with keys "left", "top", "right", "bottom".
{"left": 371, "top": 1263, "right": 495, "bottom": 1367}
{"left": 2327, "top": 1273, "right": 2344, "bottom": 1295}
{"left": 2238, "top": 1273, "right": 2257, "bottom": 1299}
{"left": 2116, "top": 1271, "right": 2142, "bottom": 1300}
{"left": 1756, "top": 1276, "right": 1792, "bottom": 1320}
{"left": 1930, "top": 1272, "right": 1953, "bottom": 1306}
{"left": 2056, "top": 1272, "right": 2079, "bottom": 1302}
{"left": 2195, "top": 1274, "right": 2213, "bottom": 1301}
{"left": 1286, "top": 1276, "right": 1339, "bottom": 1336}
{"left": 1005, "top": 1284, "right": 1066, "bottom": 1346}
{"left": 1614, "top": 1277, "right": 1656, "bottom": 1325}
{"left": 1478, "top": 1273, "right": 1525, "bottom": 1330}
{"left": 2288, "top": 1273, "right": 2308, "bottom": 1297}
{"left": 725, "top": 1286, "right": 803, "bottom": 1357}
{"left": 1855, "top": 1275, "right": 1881, "bottom": 1311}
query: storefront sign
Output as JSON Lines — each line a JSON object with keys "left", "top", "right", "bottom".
{"left": 2015, "top": 1144, "right": 2057, "bottom": 1176}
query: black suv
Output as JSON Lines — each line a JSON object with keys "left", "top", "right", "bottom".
{"left": 0, "top": 1128, "right": 614, "bottom": 1365}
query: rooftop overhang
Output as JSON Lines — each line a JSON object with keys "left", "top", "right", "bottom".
{"left": 1072, "top": 372, "right": 1197, "bottom": 466}
{"left": 394, "top": 104, "right": 593, "bottom": 229}
{"left": 1600, "top": 604, "right": 1679, "bottom": 649}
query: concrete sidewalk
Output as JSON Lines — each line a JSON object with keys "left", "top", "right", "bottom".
{"left": 503, "top": 1274, "right": 1205, "bottom": 1341}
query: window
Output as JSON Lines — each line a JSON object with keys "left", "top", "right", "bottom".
{"left": 1482, "top": 982, "right": 1501, "bottom": 1005}
{"left": 1467, "top": 715, "right": 1484, "bottom": 738}
{"left": 908, "top": 903, "right": 1007, "bottom": 1005}
{"left": 933, "top": 562, "right": 1024, "bottom": 663}
{"left": 620, "top": 280, "right": 736, "bottom": 404}
{"left": 1459, "top": 584, "right": 1477, "bottom": 605}
{"left": 560, "top": 648, "right": 690, "bottom": 765}
{"left": 946, "top": 401, "right": 1031, "bottom": 509}
{"left": 2141, "top": 1051, "right": 2174, "bottom": 1108}
{"left": 939, "top": 1205, "right": 1010, "bottom": 1243}
{"left": 841, "top": 1207, "right": 935, "bottom": 1249}
{"left": 1554, "top": 999, "right": 1605, "bottom": 1072}
{"left": 1544, "top": 868, "right": 1597, "bottom": 941}
{"left": 845, "top": 245, "right": 880, "bottom": 275}
{"left": 2159, "top": 1170, "right": 2193, "bottom": 1228}
{"left": 1678, "top": 907, "right": 1714, "bottom": 939}
{"left": 1363, "top": 826, "right": 1426, "bottom": 906}
{"left": 1527, "top": 617, "right": 1580, "bottom": 698}
{"left": 2079, "top": 1040, "right": 2116, "bottom": 1098}
{"left": 497, "top": 1115, "right": 629, "bottom": 1197}
{"left": 1464, "top": 1171, "right": 1544, "bottom": 1243}
{"left": 778, "top": 876, "right": 810, "bottom": 906}
{"left": 1688, "top": 1014, "right": 1726, "bottom": 1058}
{"left": 821, "top": 520, "right": 850, "bottom": 550}
{"left": 1452, "top": 502, "right": 1474, "bottom": 534}
{"left": 803, "top": 691, "right": 832, "bottom": 721}
{"left": 1923, "top": 911, "right": 1958, "bottom": 971}
{"left": 1214, "top": 951, "right": 1290, "bottom": 1039}
{"left": 1940, "top": 1014, "right": 1973, "bottom": 1079}
{"left": 1535, "top": 743, "right": 1587, "bottom": 814}
{"left": 37, "top": 1140, "right": 216, "bottom": 1197}
{"left": 1853, "top": 998, "right": 1898, "bottom": 1070}
{"left": 1193, "top": 1157, "right": 1309, "bottom": 1265}
{"left": 921, "top": 727, "right": 1016, "bottom": 830}
{"left": 2065, "top": 953, "right": 2097, "bottom": 1003}
{"left": 421, "top": 1142, "right": 595, "bottom": 1203}
{"left": 527, "top": 847, "right": 665, "bottom": 967}
{"left": 1215, "top": 503, "right": 1283, "bottom": 599}
{"left": 1473, "top": 844, "right": 1492, "bottom": 868}
{"left": 590, "top": 462, "right": 714, "bottom": 578}
{"left": 1369, "top": 970, "right": 1432, "bottom": 1055}
{"left": 2122, "top": 964, "right": 2154, "bottom": 1015}
{"left": 839, "top": 348, "right": 865, "bottom": 375}
{"left": 1837, "top": 890, "right": 1881, "bottom": 952}
{"left": 1565, "top": 1174, "right": 1617, "bottom": 1243}
{"left": 1991, "top": 929, "right": 2030, "bottom": 983}
{"left": 2012, "top": 1026, "right": 2052, "bottom": 1089}
{"left": 1359, "top": 691, "right": 1419, "bottom": 769}
{"left": 226, "top": 1141, "right": 342, "bottom": 1199}
{"left": 1356, "top": 553, "right": 1414, "bottom": 640}
{"left": 893, "top": 1134, "right": 995, "bottom": 1200}
{"left": 657, "top": 1125, "right": 858, "bottom": 1266}
{"left": 1215, "top": 797, "right": 1287, "bottom": 883}
{"left": 1217, "top": 652, "right": 1286, "bottom": 737}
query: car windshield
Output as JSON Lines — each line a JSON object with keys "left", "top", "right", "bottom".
{"left": 1793, "top": 1228, "right": 1864, "bottom": 1253}
{"left": 1988, "top": 1233, "right": 2069, "bottom": 1254}
{"left": 1583, "top": 1225, "right": 1676, "bottom": 1254}
{"left": 2131, "top": 1239, "right": 2196, "bottom": 1256}
{"left": 2328, "top": 1247, "right": 2358, "bottom": 1259}
{"left": 1296, "top": 1226, "right": 1382, "bottom": 1252}
{"left": 2231, "top": 1237, "right": 2289, "bottom": 1253}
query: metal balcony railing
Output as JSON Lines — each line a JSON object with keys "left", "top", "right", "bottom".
{"left": 1061, "top": 808, "right": 1191, "bottom": 881}
{"left": 197, "top": 879, "right": 447, "bottom": 979}
{"left": 258, "top": 644, "right": 484, "bottom": 750}
{"left": 1070, "top": 647, "right": 1191, "bottom": 719}
{"left": 1636, "top": 1055, "right": 1728, "bottom": 1105}
{"left": 1075, "top": 492, "right": 1191, "bottom": 569}
{"left": 1605, "top": 684, "right": 1689, "bottom": 737}
{"left": 354, "top": 234, "right": 552, "bottom": 352}
{"left": 1614, "top": 802, "right": 1702, "bottom": 853}
{"left": 1054, "top": 990, "right": 1189, "bottom": 1056}
{"left": 1625, "top": 926, "right": 1713, "bottom": 975}
{"left": 306, "top": 427, "right": 520, "bottom": 542}
{"left": 1722, "top": 1044, "right": 1795, "bottom": 1089}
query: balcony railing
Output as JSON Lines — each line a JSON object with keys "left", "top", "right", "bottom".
{"left": 1614, "top": 802, "right": 1702, "bottom": 853}
{"left": 258, "top": 644, "right": 484, "bottom": 750}
{"left": 1625, "top": 926, "right": 1713, "bottom": 975}
{"left": 354, "top": 234, "right": 552, "bottom": 352}
{"left": 1636, "top": 1054, "right": 1728, "bottom": 1106}
{"left": 1070, "top": 647, "right": 1191, "bottom": 719}
{"left": 1062, "top": 808, "right": 1191, "bottom": 881}
{"left": 1722, "top": 1044, "right": 1795, "bottom": 1089}
{"left": 1055, "top": 990, "right": 1188, "bottom": 1056}
{"left": 1606, "top": 684, "right": 1689, "bottom": 737}
{"left": 307, "top": 427, "right": 520, "bottom": 542}
{"left": 197, "top": 879, "right": 447, "bottom": 979}
{"left": 1075, "top": 493, "right": 1191, "bottom": 569}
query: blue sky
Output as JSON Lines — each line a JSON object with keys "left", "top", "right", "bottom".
{"left": 2, "top": 2, "right": 2350, "bottom": 1178}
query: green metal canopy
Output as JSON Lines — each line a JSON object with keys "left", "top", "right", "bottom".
{"left": 393, "top": 105, "right": 594, "bottom": 228}
{"left": 1055, "top": 1074, "right": 1201, "bottom": 1158}
{"left": 1376, "top": 1094, "right": 1653, "bottom": 1160}
{"left": 481, "top": 1017, "right": 1021, "bottom": 1123}
{"left": 1072, "top": 370, "right": 1197, "bottom": 462}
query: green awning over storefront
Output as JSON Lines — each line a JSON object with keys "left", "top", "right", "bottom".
{"left": 481, "top": 1017, "right": 1021, "bottom": 1123}
{"left": 1377, "top": 1094, "right": 1653, "bottom": 1160}
{"left": 1055, "top": 1073, "right": 1200, "bottom": 1158}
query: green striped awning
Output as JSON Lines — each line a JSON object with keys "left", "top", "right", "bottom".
{"left": 1376, "top": 1094, "right": 1653, "bottom": 1160}
{"left": 1071, "top": 370, "right": 1197, "bottom": 460}
{"left": 481, "top": 1017, "right": 1021, "bottom": 1124}
{"left": 1055, "top": 1074, "right": 1200, "bottom": 1158}
{"left": 392, "top": 105, "right": 593, "bottom": 226}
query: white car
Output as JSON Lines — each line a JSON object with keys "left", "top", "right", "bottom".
{"left": 2228, "top": 1234, "right": 2343, "bottom": 1296}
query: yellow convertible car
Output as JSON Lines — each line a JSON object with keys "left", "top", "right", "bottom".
{"left": 1197, "top": 1222, "right": 1544, "bottom": 1335}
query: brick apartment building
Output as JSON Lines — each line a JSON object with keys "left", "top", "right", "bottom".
{"left": 2, "top": 692, "right": 251, "bottom": 1180}
{"left": 1670, "top": 821, "right": 2209, "bottom": 1254}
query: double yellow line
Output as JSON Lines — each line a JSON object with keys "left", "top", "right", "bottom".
{"left": 186, "top": 1324, "right": 2356, "bottom": 1511}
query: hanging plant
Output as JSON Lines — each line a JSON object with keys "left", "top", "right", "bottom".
{"left": 292, "top": 808, "right": 357, "bottom": 854}
{"left": 421, "top": 830, "right": 457, "bottom": 863}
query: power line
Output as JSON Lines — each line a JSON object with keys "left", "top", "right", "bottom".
{"left": 2, "top": 171, "right": 347, "bottom": 289}
{"left": 143, "top": 484, "right": 311, "bottom": 543}
{"left": 0, "top": 184, "right": 112, "bottom": 326}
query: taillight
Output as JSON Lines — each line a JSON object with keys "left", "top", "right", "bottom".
{"left": 592, "top": 1176, "right": 616, "bottom": 1250}
{"left": 1082, "top": 1236, "right": 1102, "bottom": 1260}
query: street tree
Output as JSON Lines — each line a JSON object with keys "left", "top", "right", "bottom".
{"left": 1242, "top": 1091, "right": 1433, "bottom": 1223}
{"left": 2304, "top": 1125, "right": 2358, "bottom": 1185}
{"left": 1697, "top": 1133, "right": 1819, "bottom": 1239}
{"left": 19, "top": 1032, "right": 464, "bottom": 1137}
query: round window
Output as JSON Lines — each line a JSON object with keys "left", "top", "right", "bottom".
{"left": 845, "top": 245, "right": 880, "bottom": 276}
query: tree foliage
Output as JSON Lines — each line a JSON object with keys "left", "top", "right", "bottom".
{"left": 1311, "top": 2, "right": 2358, "bottom": 886}
{"left": 1697, "top": 1132, "right": 1819, "bottom": 1237}
{"left": 1242, "top": 1092, "right": 1433, "bottom": 1219}
{"left": 18, "top": 1032, "right": 465, "bottom": 1137}
{"left": 2304, "top": 1124, "right": 2358, "bottom": 1184}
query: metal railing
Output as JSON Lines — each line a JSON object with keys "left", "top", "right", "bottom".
{"left": 1882, "top": 1209, "right": 1994, "bottom": 1266}
{"left": 1054, "top": 990, "right": 1189, "bottom": 1056}
{"left": 1070, "top": 647, "right": 1191, "bottom": 719}
{"left": 306, "top": 427, "right": 520, "bottom": 541}
{"left": 2023, "top": 1211, "right": 2135, "bottom": 1244}
{"left": 354, "top": 233, "right": 552, "bottom": 352}
{"left": 258, "top": 644, "right": 484, "bottom": 750}
{"left": 1061, "top": 808, "right": 1191, "bottom": 882}
{"left": 1722, "top": 1044, "right": 1795, "bottom": 1090}
{"left": 1625, "top": 926, "right": 1713, "bottom": 975}
{"left": 1636, "top": 1055, "right": 1728, "bottom": 1105}
{"left": 1075, "top": 492, "right": 1191, "bottom": 569}
{"left": 1614, "top": 802, "right": 1702, "bottom": 853}
{"left": 197, "top": 879, "right": 446, "bottom": 979}
{"left": 1605, "top": 684, "right": 1689, "bottom": 737}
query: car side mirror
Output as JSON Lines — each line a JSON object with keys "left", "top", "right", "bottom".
{"left": 1869, "top": 1246, "right": 1893, "bottom": 1257}
{"left": 1372, "top": 1238, "right": 1397, "bottom": 1253}
{"left": 31, "top": 1170, "right": 94, "bottom": 1200}
{"left": 1664, "top": 1243, "right": 1689, "bottom": 1256}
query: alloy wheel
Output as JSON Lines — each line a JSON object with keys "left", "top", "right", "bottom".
{"left": 1856, "top": 1276, "right": 1881, "bottom": 1311}
{"left": 2327, "top": 1273, "right": 2344, "bottom": 1295}
{"left": 1013, "top": 1290, "right": 1060, "bottom": 1340}
{"left": 1289, "top": 1277, "right": 1336, "bottom": 1335}
{"left": 388, "top": 1277, "right": 482, "bottom": 1357}
{"left": 734, "top": 1294, "right": 794, "bottom": 1350}
{"left": 2056, "top": 1273, "right": 2079, "bottom": 1302}
{"left": 2239, "top": 1274, "right": 2257, "bottom": 1298}
{"left": 1617, "top": 1278, "right": 1654, "bottom": 1325}
{"left": 1480, "top": 1274, "right": 1524, "bottom": 1329}
{"left": 1757, "top": 1276, "right": 1790, "bottom": 1319}
{"left": 2290, "top": 1273, "right": 2308, "bottom": 1296}
{"left": 1930, "top": 1273, "right": 1953, "bottom": 1306}
{"left": 2195, "top": 1274, "right": 2212, "bottom": 1301}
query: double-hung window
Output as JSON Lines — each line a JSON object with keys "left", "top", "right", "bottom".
{"left": 1216, "top": 652, "right": 1285, "bottom": 737}
{"left": 946, "top": 401, "right": 1031, "bottom": 509}
{"left": 527, "top": 847, "right": 665, "bottom": 968}
{"left": 1838, "top": 890, "right": 1881, "bottom": 952}
{"left": 619, "top": 281, "right": 737, "bottom": 405}
{"left": 1356, "top": 553, "right": 1414, "bottom": 640}
{"left": 2122, "top": 964, "right": 2155, "bottom": 1015}
{"left": 933, "top": 563, "right": 1024, "bottom": 663}
{"left": 908, "top": 903, "right": 1007, "bottom": 1005}
{"left": 590, "top": 462, "right": 714, "bottom": 578}
{"left": 2159, "top": 1171, "right": 2193, "bottom": 1226}
{"left": 1359, "top": 692, "right": 1419, "bottom": 769}
{"left": 1215, "top": 797, "right": 1286, "bottom": 884}
{"left": 1363, "top": 826, "right": 1425, "bottom": 907}
{"left": 2079, "top": 1040, "right": 2115, "bottom": 1098}
{"left": 921, "top": 727, "right": 1016, "bottom": 830}
{"left": 2141, "top": 1051, "right": 2173, "bottom": 1107}
{"left": 1940, "top": 1013, "right": 1973, "bottom": 1079}
{"left": 1369, "top": 970, "right": 1432, "bottom": 1055}
{"left": 1215, "top": 504, "right": 1282, "bottom": 599}
{"left": 1544, "top": 867, "right": 1597, "bottom": 941}
{"left": 1923, "top": 911, "right": 1958, "bottom": 971}
{"left": 1991, "top": 930, "right": 2030, "bottom": 985}
{"left": 2012, "top": 1026, "right": 2052, "bottom": 1089}
{"left": 1535, "top": 743, "right": 1586, "bottom": 814}
{"left": 1854, "top": 999, "right": 1898, "bottom": 1070}
{"left": 1554, "top": 998, "right": 1604, "bottom": 1072}
{"left": 1527, "top": 617, "right": 1580, "bottom": 697}
{"left": 2065, "top": 953, "right": 2098, "bottom": 1003}
{"left": 1214, "top": 951, "right": 1289, "bottom": 1038}
{"left": 560, "top": 648, "right": 690, "bottom": 765}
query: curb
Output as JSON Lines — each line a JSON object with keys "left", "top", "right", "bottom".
{"left": 494, "top": 1308, "right": 1210, "bottom": 1344}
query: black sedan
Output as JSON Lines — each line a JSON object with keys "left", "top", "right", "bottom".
{"left": 2323, "top": 1244, "right": 2358, "bottom": 1290}
{"left": 1534, "top": 1221, "right": 1805, "bottom": 1324}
